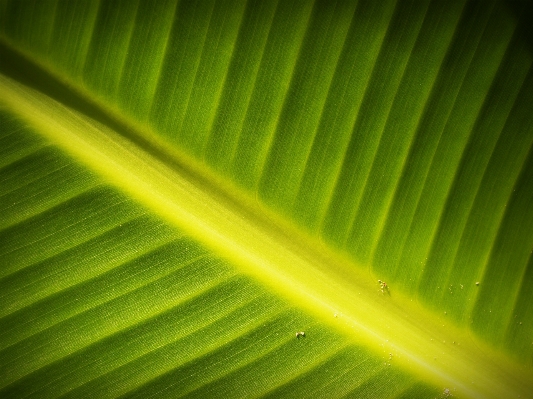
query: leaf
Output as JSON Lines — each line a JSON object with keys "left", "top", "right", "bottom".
{"left": 1, "top": 0, "right": 533, "bottom": 398}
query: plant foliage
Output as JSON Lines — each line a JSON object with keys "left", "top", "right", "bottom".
{"left": 1, "top": 0, "right": 533, "bottom": 398}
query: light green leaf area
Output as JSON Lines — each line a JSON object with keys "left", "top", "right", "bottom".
{"left": 1, "top": 0, "right": 533, "bottom": 398}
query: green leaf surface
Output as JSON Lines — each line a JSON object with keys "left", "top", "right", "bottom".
{"left": 1, "top": 0, "right": 533, "bottom": 398}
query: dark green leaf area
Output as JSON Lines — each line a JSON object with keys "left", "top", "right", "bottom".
{"left": 0, "top": 186, "right": 146, "bottom": 279}
{"left": 0, "top": 111, "right": 47, "bottom": 169}
{"left": 0, "top": 145, "right": 99, "bottom": 230}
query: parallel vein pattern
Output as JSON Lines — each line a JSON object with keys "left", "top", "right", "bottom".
{"left": 0, "top": 113, "right": 439, "bottom": 397}
{"left": 1, "top": 0, "right": 533, "bottom": 379}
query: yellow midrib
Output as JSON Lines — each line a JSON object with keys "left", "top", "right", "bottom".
{"left": 1, "top": 73, "right": 532, "bottom": 399}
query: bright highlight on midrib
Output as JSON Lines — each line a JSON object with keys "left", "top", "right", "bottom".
{"left": 3, "top": 0, "right": 533, "bottom": 360}
{"left": 2, "top": 73, "right": 533, "bottom": 399}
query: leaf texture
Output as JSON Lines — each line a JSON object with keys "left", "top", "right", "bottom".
{"left": 1, "top": 0, "right": 533, "bottom": 397}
